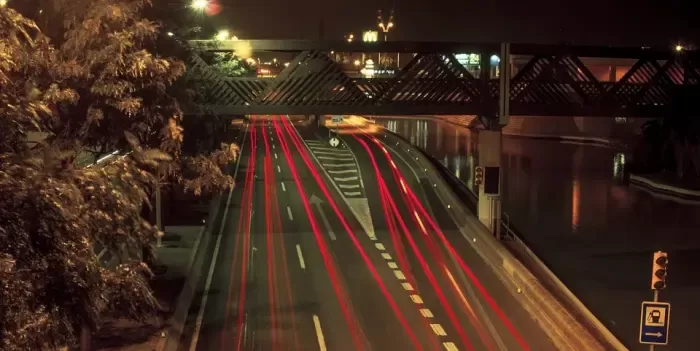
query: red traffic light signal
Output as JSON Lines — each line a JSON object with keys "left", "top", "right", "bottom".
{"left": 475, "top": 166, "right": 484, "bottom": 186}
{"left": 651, "top": 251, "right": 668, "bottom": 290}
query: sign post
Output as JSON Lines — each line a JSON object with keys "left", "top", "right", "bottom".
{"left": 639, "top": 301, "right": 670, "bottom": 347}
{"left": 641, "top": 251, "right": 670, "bottom": 350}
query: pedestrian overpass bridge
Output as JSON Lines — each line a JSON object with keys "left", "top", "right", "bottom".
{"left": 185, "top": 40, "right": 699, "bottom": 119}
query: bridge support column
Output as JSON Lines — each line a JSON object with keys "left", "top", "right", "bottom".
{"left": 477, "top": 130, "right": 502, "bottom": 238}
{"left": 477, "top": 43, "right": 510, "bottom": 240}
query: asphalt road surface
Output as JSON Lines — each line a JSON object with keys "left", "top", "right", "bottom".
{"left": 175, "top": 116, "right": 559, "bottom": 351}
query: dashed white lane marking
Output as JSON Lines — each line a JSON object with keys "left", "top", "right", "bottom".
{"left": 431, "top": 324, "right": 447, "bottom": 336}
{"left": 443, "top": 342, "right": 458, "bottom": 351}
{"left": 277, "top": 165, "right": 281, "bottom": 173}
{"left": 272, "top": 144, "right": 275, "bottom": 149}
{"left": 287, "top": 206, "right": 294, "bottom": 220}
{"left": 281, "top": 182, "right": 286, "bottom": 192}
{"left": 296, "top": 245, "right": 306, "bottom": 270}
{"left": 372, "top": 243, "right": 457, "bottom": 345}
{"left": 344, "top": 191, "right": 362, "bottom": 196}
{"left": 313, "top": 315, "right": 327, "bottom": 351}
{"left": 274, "top": 152, "right": 278, "bottom": 159}
{"left": 339, "top": 184, "right": 360, "bottom": 189}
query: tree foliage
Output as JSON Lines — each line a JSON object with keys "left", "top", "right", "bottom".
{"left": 0, "top": 1, "right": 238, "bottom": 349}
{"left": 212, "top": 52, "right": 255, "bottom": 78}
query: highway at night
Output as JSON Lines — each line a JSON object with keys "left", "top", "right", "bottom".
{"left": 174, "top": 115, "right": 599, "bottom": 351}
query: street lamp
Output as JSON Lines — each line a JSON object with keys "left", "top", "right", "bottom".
{"left": 216, "top": 29, "right": 230, "bottom": 41}
{"left": 191, "top": 0, "right": 208, "bottom": 10}
{"left": 377, "top": 9, "right": 395, "bottom": 42}
{"left": 377, "top": 8, "right": 396, "bottom": 68}
{"left": 675, "top": 44, "right": 684, "bottom": 52}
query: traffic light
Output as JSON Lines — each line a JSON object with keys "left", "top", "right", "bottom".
{"left": 651, "top": 251, "right": 668, "bottom": 290}
{"left": 475, "top": 166, "right": 484, "bottom": 186}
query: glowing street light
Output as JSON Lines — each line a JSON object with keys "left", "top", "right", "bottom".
{"left": 377, "top": 8, "right": 395, "bottom": 41}
{"left": 346, "top": 33, "right": 355, "bottom": 43}
{"left": 353, "top": 60, "right": 361, "bottom": 66}
{"left": 167, "top": 32, "right": 174, "bottom": 37}
{"left": 675, "top": 44, "right": 684, "bottom": 52}
{"left": 191, "top": 0, "right": 208, "bottom": 10}
{"left": 216, "top": 29, "right": 230, "bottom": 41}
{"left": 0, "top": 0, "right": 8, "bottom": 7}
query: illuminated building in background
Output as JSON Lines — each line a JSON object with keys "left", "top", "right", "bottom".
{"left": 453, "top": 53, "right": 501, "bottom": 77}
{"left": 363, "top": 31, "right": 378, "bottom": 43}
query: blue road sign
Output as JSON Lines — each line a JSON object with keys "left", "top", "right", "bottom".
{"left": 639, "top": 301, "right": 671, "bottom": 345}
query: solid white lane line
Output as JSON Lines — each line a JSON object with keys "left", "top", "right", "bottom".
{"left": 420, "top": 309, "right": 434, "bottom": 318}
{"left": 190, "top": 123, "right": 249, "bottom": 351}
{"left": 277, "top": 165, "right": 281, "bottom": 173}
{"left": 334, "top": 176, "right": 359, "bottom": 181}
{"left": 296, "top": 245, "right": 306, "bottom": 270}
{"left": 375, "top": 243, "right": 386, "bottom": 250}
{"left": 430, "top": 324, "right": 447, "bottom": 336}
{"left": 410, "top": 295, "right": 424, "bottom": 304}
{"left": 322, "top": 163, "right": 355, "bottom": 167}
{"left": 327, "top": 169, "right": 358, "bottom": 174}
{"left": 281, "top": 182, "right": 286, "bottom": 192}
{"left": 317, "top": 155, "right": 354, "bottom": 161}
{"left": 287, "top": 206, "right": 294, "bottom": 220}
{"left": 313, "top": 315, "right": 327, "bottom": 351}
{"left": 310, "top": 148, "right": 351, "bottom": 154}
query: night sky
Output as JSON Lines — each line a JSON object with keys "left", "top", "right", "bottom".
{"left": 182, "top": 0, "right": 698, "bottom": 46}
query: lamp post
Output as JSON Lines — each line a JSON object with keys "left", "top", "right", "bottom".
{"left": 377, "top": 9, "right": 396, "bottom": 68}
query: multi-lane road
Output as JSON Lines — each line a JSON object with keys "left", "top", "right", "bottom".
{"left": 173, "top": 115, "right": 563, "bottom": 351}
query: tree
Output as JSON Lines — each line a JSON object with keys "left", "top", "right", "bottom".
{"left": 0, "top": 1, "right": 238, "bottom": 349}
{"left": 211, "top": 51, "right": 255, "bottom": 78}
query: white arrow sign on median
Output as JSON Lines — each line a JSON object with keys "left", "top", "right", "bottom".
{"left": 644, "top": 332, "right": 663, "bottom": 337}
{"left": 329, "top": 137, "right": 340, "bottom": 148}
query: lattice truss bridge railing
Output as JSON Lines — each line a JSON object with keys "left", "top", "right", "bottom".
{"left": 185, "top": 41, "right": 700, "bottom": 117}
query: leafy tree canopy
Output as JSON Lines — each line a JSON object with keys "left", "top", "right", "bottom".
{"left": 0, "top": 0, "right": 238, "bottom": 348}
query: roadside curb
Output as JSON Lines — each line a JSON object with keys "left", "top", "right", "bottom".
{"left": 630, "top": 174, "right": 700, "bottom": 202}
{"left": 157, "top": 194, "right": 222, "bottom": 351}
